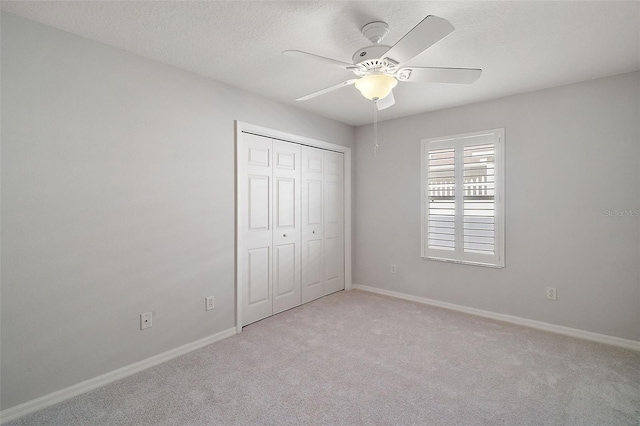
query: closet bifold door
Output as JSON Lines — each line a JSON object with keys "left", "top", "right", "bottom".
{"left": 240, "top": 132, "right": 343, "bottom": 325}
{"left": 241, "top": 133, "right": 273, "bottom": 325}
{"left": 323, "top": 151, "right": 345, "bottom": 294}
{"left": 272, "top": 141, "right": 302, "bottom": 314}
{"left": 301, "top": 146, "right": 325, "bottom": 303}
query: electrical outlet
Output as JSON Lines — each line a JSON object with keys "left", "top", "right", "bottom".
{"left": 140, "top": 312, "right": 152, "bottom": 330}
{"left": 546, "top": 287, "right": 557, "bottom": 301}
{"left": 390, "top": 264, "right": 397, "bottom": 274}
{"left": 205, "top": 296, "right": 215, "bottom": 311}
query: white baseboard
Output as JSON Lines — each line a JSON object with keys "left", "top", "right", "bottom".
{"left": 352, "top": 284, "right": 640, "bottom": 352}
{"left": 0, "top": 327, "right": 237, "bottom": 424}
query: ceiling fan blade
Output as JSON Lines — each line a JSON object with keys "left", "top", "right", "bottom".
{"left": 296, "top": 79, "right": 358, "bottom": 101}
{"left": 376, "top": 90, "right": 395, "bottom": 110}
{"left": 382, "top": 15, "right": 454, "bottom": 66}
{"left": 283, "top": 50, "right": 353, "bottom": 69}
{"left": 403, "top": 67, "right": 482, "bottom": 84}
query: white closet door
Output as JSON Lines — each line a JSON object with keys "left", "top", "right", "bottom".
{"left": 323, "top": 151, "right": 345, "bottom": 294}
{"left": 241, "top": 134, "right": 273, "bottom": 325}
{"left": 301, "top": 146, "right": 325, "bottom": 303}
{"left": 272, "top": 140, "right": 302, "bottom": 314}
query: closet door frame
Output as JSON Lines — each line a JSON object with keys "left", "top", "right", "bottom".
{"left": 235, "top": 121, "right": 352, "bottom": 333}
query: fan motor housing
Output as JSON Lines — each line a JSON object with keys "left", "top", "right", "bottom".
{"left": 351, "top": 45, "right": 391, "bottom": 65}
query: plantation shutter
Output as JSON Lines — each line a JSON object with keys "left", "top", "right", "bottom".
{"left": 463, "top": 143, "right": 495, "bottom": 255}
{"left": 422, "top": 129, "right": 504, "bottom": 267}
{"left": 427, "top": 147, "right": 456, "bottom": 251}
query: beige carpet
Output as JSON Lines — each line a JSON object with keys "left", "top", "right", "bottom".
{"left": 7, "top": 289, "right": 640, "bottom": 425}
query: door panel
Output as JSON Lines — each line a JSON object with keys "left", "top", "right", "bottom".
{"left": 302, "top": 146, "right": 325, "bottom": 303}
{"left": 275, "top": 178, "right": 295, "bottom": 228}
{"left": 241, "top": 134, "right": 273, "bottom": 325}
{"left": 248, "top": 146, "right": 269, "bottom": 167}
{"left": 324, "top": 237, "right": 339, "bottom": 281}
{"left": 248, "top": 176, "right": 270, "bottom": 230}
{"left": 248, "top": 247, "right": 270, "bottom": 304}
{"left": 303, "top": 239, "right": 323, "bottom": 288}
{"left": 324, "top": 151, "right": 344, "bottom": 294}
{"left": 325, "top": 180, "right": 340, "bottom": 224}
{"left": 306, "top": 180, "right": 323, "bottom": 225}
{"left": 307, "top": 156, "right": 323, "bottom": 172}
{"left": 274, "top": 244, "right": 296, "bottom": 296}
{"left": 272, "top": 141, "right": 301, "bottom": 314}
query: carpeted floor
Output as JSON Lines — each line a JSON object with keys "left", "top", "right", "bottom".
{"left": 6, "top": 289, "right": 640, "bottom": 425}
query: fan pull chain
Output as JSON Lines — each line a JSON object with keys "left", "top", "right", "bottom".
{"left": 373, "top": 100, "right": 379, "bottom": 157}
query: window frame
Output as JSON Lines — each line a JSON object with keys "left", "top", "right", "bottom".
{"left": 421, "top": 128, "right": 505, "bottom": 268}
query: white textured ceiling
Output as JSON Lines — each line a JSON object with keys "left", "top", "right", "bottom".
{"left": 2, "top": 1, "right": 639, "bottom": 126}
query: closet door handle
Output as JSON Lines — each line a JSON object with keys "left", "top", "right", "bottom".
{"left": 312, "top": 230, "right": 316, "bottom": 234}
{"left": 283, "top": 234, "right": 287, "bottom": 237}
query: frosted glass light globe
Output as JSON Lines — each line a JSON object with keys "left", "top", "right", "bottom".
{"left": 355, "top": 74, "right": 398, "bottom": 100}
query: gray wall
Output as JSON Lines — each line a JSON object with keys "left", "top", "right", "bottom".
{"left": 354, "top": 71, "right": 640, "bottom": 342}
{"left": 0, "top": 13, "right": 354, "bottom": 410}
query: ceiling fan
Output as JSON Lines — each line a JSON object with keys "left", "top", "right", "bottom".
{"left": 283, "top": 15, "right": 481, "bottom": 110}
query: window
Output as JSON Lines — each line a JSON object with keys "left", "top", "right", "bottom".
{"left": 421, "top": 129, "right": 504, "bottom": 267}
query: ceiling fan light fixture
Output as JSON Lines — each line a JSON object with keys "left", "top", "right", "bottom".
{"left": 285, "top": 15, "right": 480, "bottom": 108}
{"left": 355, "top": 74, "right": 398, "bottom": 100}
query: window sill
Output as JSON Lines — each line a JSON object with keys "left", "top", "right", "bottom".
{"left": 421, "top": 256, "right": 505, "bottom": 269}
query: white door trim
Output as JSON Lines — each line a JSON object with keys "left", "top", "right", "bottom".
{"left": 235, "top": 121, "right": 352, "bottom": 333}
